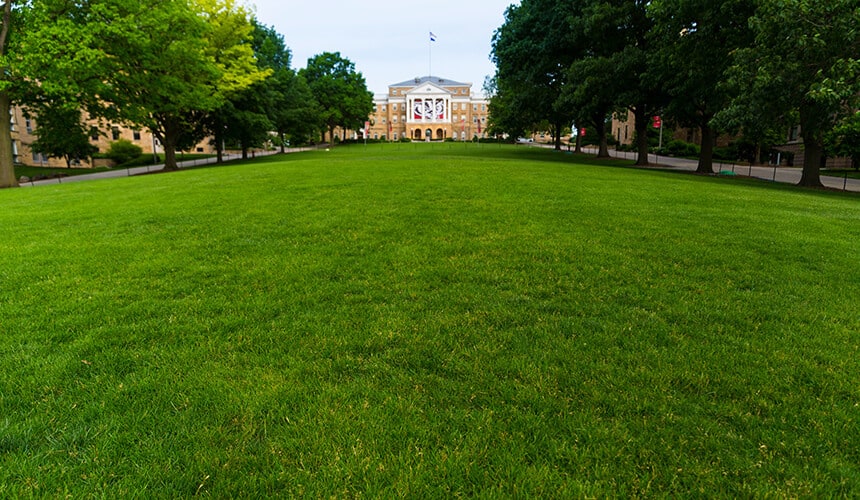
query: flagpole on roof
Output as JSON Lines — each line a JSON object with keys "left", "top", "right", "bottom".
{"left": 429, "top": 30, "right": 432, "bottom": 78}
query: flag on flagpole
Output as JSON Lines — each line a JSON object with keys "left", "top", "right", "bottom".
{"left": 430, "top": 32, "right": 437, "bottom": 42}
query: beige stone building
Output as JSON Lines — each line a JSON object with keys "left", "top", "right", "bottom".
{"left": 367, "top": 76, "right": 490, "bottom": 141}
{"left": 11, "top": 105, "right": 216, "bottom": 169}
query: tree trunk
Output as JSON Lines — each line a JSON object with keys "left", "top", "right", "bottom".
{"left": 798, "top": 105, "right": 825, "bottom": 187}
{"left": 158, "top": 117, "right": 183, "bottom": 170}
{"left": 553, "top": 120, "right": 562, "bottom": 151}
{"left": 697, "top": 123, "right": 716, "bottom": 174}
{"left": 0, "top": 92, "right": 18, "bottom": 188}
{"left": 160, "top": 128, "right": 178, "bottom": 171}
{"left": 799, "top": 139, "right": 824, "bottom": 187}
{"left": 595, "top": 117, "right": 609, "bottom": 158}
{"left": 0, "top": 1, "right": 17, "bottom": 188}
{"left": 633, "top": 106, "right": 650, "bottom": 166}
{"left": 574, "top": 131, "right": 582, "bottom": 154}
{"left": 279, "top": 133, "right": 286, "bottom": 153}
{"left": 214, "top": 127, "right": 224, "bottom": 163}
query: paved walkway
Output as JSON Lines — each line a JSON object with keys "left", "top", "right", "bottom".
{"left": 583, "top": 147, "right": 860, "bottom": 193}
{"left": 19, "top": 148, "right": 305, "bottom": 188}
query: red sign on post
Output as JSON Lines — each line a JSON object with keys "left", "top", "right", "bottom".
{"left": 579, "top": 128, "right": 587, "bottom": 137}
{"left": 652, "top": 116, "right": 662, "bottom": 129}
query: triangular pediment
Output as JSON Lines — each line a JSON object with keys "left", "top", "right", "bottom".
{"left": 405, "top": 82, "right": 452, "bottom": 96}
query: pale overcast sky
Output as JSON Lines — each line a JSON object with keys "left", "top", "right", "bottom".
{"left": 248, "top": 1, "right": 518, "bottom": 96}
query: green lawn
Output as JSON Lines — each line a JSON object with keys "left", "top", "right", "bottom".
{"left": 1, "top": 144, "right": 858, "bottom": 496}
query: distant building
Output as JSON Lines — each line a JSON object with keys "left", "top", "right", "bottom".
{"left": 368, "top": 76, "right": 490, "bottom": 141}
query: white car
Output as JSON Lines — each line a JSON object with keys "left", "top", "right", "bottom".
{"left": 516, "top": 137, "right": 534, "bottom": 144}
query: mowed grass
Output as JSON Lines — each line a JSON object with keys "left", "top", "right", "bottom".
{"left": 1, "top": 143, "right": 858, "bottom": 496}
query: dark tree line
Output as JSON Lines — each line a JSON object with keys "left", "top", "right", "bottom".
{"left": 489, "top": 0, "right": 860, "bottom": 187}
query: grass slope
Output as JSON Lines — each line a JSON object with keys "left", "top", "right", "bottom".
{"left": 1, "top": 144, "right": 858, "bottom": 496}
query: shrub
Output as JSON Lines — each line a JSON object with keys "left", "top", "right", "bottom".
{"left": 106, "top": 139, "right": 143, "bottom": 165}
{"left": 662, "top": 139, "right": 700, "bottom": 158}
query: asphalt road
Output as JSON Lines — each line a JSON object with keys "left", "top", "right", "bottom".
{"left": 584, "top": 147, "right": 860, "bottom": 193}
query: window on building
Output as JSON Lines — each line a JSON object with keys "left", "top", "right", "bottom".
{"left": 111, "top": 127, "right": 120, "bottom": 140}
{"left": 788, "top": 125, "right": 800, "bottom": 142}
{"left": 393, "top": 116, "right": 398, "bottom": 123}
{"left": 133, "top": 130, "right": 141, "bottom": 141}
{"left": 91, "top": 131, "right": 99, "bottom": 141}
{"left": 393, "top": 104, "right": 398, "bottom": 111}
{"left": 25, "top": 118, "right": 32, "bottom": 134}
{"left": 473, "top": 104, "right": 477, "bottom": 111}
{"left": 382, "top": 105, "right": 387, "bottom": 112}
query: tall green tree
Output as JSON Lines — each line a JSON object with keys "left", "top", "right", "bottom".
{"left": 648, "top": 0, "right": 756, "bottom": 173}
{"left": 300, "top": 52, "right": 372, "bottom": 144}
{"left": 75, "top": 0, "right": 268, "bottom": 170}
{"left": 210, "top": 19, "right": 285, "bottom": 161}
{"left": 270, "top": 69, "right": 319, "bottom": 150}
{"left": 591, "top": 0, "right": 665, "bottom": 166}
{"left": 490, "top": 0, "right": 579, "bottom": 150}
{"left": 721, "top": 0, "right": 860, "bottom": 186}
{"left": 561, "top": 1, "right": 625, "bottom": 158}
{"left": 0, "top": 0, "right": 107, "bottom": 187}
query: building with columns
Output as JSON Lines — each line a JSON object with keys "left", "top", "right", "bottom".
{"left": 367, "top": 76, "right": 490, "bottom": 141}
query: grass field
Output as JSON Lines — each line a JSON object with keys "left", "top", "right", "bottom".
{"left": 1, "top": 144, "right": 858, "bottom": 496}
